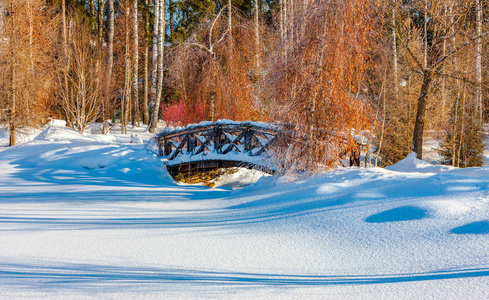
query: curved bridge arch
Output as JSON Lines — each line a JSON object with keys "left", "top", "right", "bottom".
{"left": 153, "top": 121, "right": 279, "bottom": 176}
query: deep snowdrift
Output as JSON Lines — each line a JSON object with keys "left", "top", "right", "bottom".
{"left": 0, "top": 127, "right": 488, "bottom": 299}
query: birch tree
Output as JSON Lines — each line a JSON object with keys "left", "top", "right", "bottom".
{"left": 122, "top": 0, "right": 132, "bottom": 134}
{"left": 132, "top": 0, "right": 140, "bottom": 127}
{"left": 148, "top": 0, "right": 165, "bottom": 133}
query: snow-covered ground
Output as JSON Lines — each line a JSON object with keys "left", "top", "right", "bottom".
{"left": 0, "top": 125, "right": 489, "bottom": 299}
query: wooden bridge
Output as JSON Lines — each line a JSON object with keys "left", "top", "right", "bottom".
{"left": 151, "top": 121, "right": 279, "bottom": 176}
{"left": 148, "top": 120, "right": 363, "bottom": 177}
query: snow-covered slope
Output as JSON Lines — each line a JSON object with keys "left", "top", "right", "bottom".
{"left": 0, "top": 127, "right": 488, "bottom": 299}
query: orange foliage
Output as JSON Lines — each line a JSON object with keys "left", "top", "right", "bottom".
{"left": 0, "top": 0, "right": 56, "bottom": 127}
{"left": 168, "top": 6, "right": 260, "bottom": 125}
{"left": 264, "top": 0, "right": 381, "bottom": 174}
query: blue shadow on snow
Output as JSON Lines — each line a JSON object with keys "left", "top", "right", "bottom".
{"left": 365, "top": 206, "right": 429, "bottom": 223}
{"left": 451, "top": 220, "right": 489, "bottom": 234}
{"left": 1, "top": 261, "right": 489, "bottom": 290}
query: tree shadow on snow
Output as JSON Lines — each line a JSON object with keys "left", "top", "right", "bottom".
{"left": 1, "top": 261, "right": 489, "bottom": 292}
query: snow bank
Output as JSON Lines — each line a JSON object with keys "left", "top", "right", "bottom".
{"left": 46, "top": 118, "right": 67, "bottom": 127}
{"left": 211, "top": 168, "right": 270, "bottom": 189}
{"left": 386, "top": 153, "right": 453, "bottom": 173}
{"left": 1, "top": 129, "right": 489, "bottom": 299}
{"left": 35, "top": 127, "right": 93, "bottom": 143}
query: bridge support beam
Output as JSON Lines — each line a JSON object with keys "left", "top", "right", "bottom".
{"left": 166, "top": 160, "right": 276, "bottom": 177}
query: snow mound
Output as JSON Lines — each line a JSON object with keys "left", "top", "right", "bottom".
{"left": 46, "top": 119, "right": 67, "bottom": 127}
{"left": 130, "top": 133, "right": 143, "bottom": 144}
{"left": 386, "top": 153, "right": 453, "bottom": 173}
{"left": 35, "top": 127, "right": 92, "bottom": 143}
{"left": 212, "top": 168, "right": 270, "bottom": 190}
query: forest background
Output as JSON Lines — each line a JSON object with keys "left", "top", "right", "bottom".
{"left": 0, "top": 0, "right": 488, "bottom": 172}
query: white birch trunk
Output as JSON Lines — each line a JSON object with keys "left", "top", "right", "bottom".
{"left": 142, "top": 0, "right": 150, "bottom": 125}
{"left": 148, "top": 0, "right": 160, "bottom": 132}
{"left": 150, "top": 0, "right": 165, "bottom": 133}
{"left": 132, "top": 0, "right": 140, "bottom": 126}
{"left": 228, "top": 0, "right": 232, "bottom": 34}
{"left": 122, "top": 0, "right": 132, "bottom": 134}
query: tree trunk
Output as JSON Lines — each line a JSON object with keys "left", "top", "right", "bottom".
{"left": 169, "top": 0, "right": 174, "bottom": 37}
{"left": 103, "top": 0, "right": 114, "bottom": 130}
{"left": 228, "top": 0, "right": 232, "bottom": 34}
{"left": 228, "top": 0, "right": 233, "bottom": 58}
{"left": 122, "top": 0, "right": 132, "bottom": 134}
{"left": 150, "top": 0, "right": 165, "bottom": 133}
{"left": 412, "top": 72, "right": 433, "bottom": 159}
{"left": 254, "top": 0, "right": 260, "bottom": 70}
{"left": 107, "top": 0, "right": 114, "bottom": 83}
{"left": 9, "top": 1, "right": 16, "bottom": 147}
{"left": 279, "top": 0, "right": 284, "bottom": 42}
{"left": 288, "top": 0, "right": 293, "bottom": 47}
{"left": 28, "top": 3, "right": 34, "bottom": 72}
{"left": 132, "top": 0, "right": 140, "bottom": 127}
{"left": 98, "top": 0, "right": 103, "bottom": 44}
{"left": 89, "top": 0, "right": 96, "bottom": 31}
{"left": 62, "top": 0, "right": 70, "bottom": 127}
{"left": 423, "top": 0, "right": 428, "bottom": 69}
{"left": 142, "top": 0, "right": 150, "bottom": 125}
{"left": 392, "top": 5, "right": 398, "bottom": 96}
{"left": 476, "top": 0, "right": 483, "bottom": 122}
{"left": 148, "top": 0, "right": 160, "bottom": 132}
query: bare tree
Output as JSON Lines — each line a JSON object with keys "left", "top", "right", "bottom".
{"left": 265, "top": 0, "right": 379, "bottom": 174}
{"left": 0, "top": 0, "right": 54, "bottom": 145}
{"left": 395, "top": 0, "right": 489, "bottom": 159}
{"left": 168, "top": 5, "right": 257, "bottom": 124}
{"left": 60, "top": 16, "right": 105, "bottom": 134}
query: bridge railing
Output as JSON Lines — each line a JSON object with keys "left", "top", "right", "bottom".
{"left": 148, "top": 121, "right": 279, "bottom": 167}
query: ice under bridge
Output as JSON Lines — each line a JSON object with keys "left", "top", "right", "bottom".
{"left": 147, "top": 120, "right": 362, "bottom": 176}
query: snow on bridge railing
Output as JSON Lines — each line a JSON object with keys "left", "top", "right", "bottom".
{"left": 146, "top": 120, "right": 280, "bottom": 174}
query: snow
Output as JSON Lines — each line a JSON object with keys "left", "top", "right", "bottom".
{"left": 157, "top": 119, "right": 278, "bottom": 136}
{"left": 46, "top": 118, "right": 67, "bottom": 127}
{"left": 0, "top": 126, "right": 489, "bottom": 299}
{"left": 386, "top": 152, "right": 454, "bottom": 173}
{"left": 211, "top": 168, "right": 271, "bottom": 190}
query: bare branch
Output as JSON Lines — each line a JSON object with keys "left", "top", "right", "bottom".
{"left": 434, "top": 32, "right": 489, "bottom": 69}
